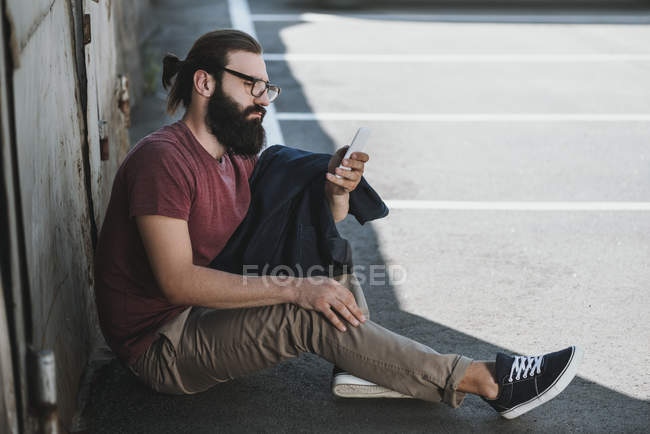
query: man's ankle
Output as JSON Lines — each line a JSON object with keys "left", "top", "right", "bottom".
{"left": 458, "top": 361, "right": 499, "bottom": 399}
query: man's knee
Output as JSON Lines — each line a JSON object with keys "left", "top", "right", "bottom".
{"left": 267, "top": 303, "right": 329, "bottom": 353}
{"left": 274, "top": 302, "right": 323, "bottom": 329}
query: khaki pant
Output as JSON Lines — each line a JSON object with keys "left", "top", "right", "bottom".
{"left": 129, "top": 274, "right": 472, "bottom": 407}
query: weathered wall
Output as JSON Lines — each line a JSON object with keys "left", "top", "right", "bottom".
{"left": 83, "top": 0, "right": 131, "bottom": 230}
{"left": 9, "top": 0, "right": 97, "bottom": 427}
{"left": 3, "top": 0, "right": 151, "bottom": 430}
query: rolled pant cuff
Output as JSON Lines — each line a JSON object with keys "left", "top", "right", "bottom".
{"left": 442, "top": 355, "right": 473, "bottom": 408}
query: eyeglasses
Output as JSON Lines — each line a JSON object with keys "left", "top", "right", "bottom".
{"left": 221, "top": 67, "right": 281, "bottom": 102}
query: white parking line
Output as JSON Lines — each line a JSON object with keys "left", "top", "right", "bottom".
{"left": 264, "top": 53, "right": 650, "bottom": 63}
{"left": 384, "top": 200, "right": 650, "bottom": 211}
{"left": 251, "top": 12, "right": 650, "bottom": 24}
{"left": 228, "top": 0, "right": 285, "bottom": 147}
{"left": 277, "top": 113, "right": 650, "bottom": 122}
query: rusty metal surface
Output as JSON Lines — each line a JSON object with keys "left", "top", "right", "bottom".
{"left": 3, "top": 0, "right": 149, "bottom": 430}
{"left": 83, "top": 0, "right": 130, "bottom": 231}
{"left": 8, "top": 0, "right": 104, "bottom": 429}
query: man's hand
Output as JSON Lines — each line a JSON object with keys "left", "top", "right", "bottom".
{"left": 324, "top": 146, "right": 370, "bottom": 222}
{"left": 325, "top": 146, "right": 369, "bottom": 197}
{"left": 293, "top": 276, "right": 367, "bottom": 332}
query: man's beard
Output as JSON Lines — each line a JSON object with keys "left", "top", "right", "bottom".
{"left": 205, "top": 88, "right": 266, "bottom": 157}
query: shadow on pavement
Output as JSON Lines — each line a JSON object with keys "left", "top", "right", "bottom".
{"left": 87, "top": 314, "right": 648, "bottom": 433}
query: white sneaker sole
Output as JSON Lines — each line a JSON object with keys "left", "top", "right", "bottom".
{"left": 332, "top": 373, "right": 413, "bottom": 399}
{"left": 501, "top": 346, "right": 584, "bottom": 420}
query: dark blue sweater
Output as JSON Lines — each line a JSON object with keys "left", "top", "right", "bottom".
{"left": 209, "top": 145, "right": 389, "bottom": 277}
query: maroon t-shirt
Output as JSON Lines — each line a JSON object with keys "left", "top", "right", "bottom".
{"left": 94, "top": 120, "right": 257, "bottom": 366}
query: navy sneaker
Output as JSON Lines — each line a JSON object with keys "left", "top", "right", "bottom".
{"left": 484, "top": 346, "right": 583, "bottom": 419}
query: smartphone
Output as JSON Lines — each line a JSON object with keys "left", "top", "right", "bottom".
{"left": 335, "top": 127, "right": 371, "bottom": 178}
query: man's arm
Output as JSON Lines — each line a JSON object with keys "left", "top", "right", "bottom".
{"left": 135, "top": 215, "right": 367, "bottom": 330}
{"left": 136, "top": 214, "right": 294, "bottom": 308}
{"left": 326, "top": 192, "right": 350, "bottom": 223}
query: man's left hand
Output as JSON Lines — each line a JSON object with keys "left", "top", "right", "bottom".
{"left": 325, "top": 146, "right": 370, "bottom": 197}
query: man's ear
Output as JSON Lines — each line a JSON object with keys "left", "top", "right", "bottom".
{"left": 193, "top": 69, "right": 214, "bottom": 98}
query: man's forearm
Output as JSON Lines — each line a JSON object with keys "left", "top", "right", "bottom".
{"left": 167, "top": 265, "right": 297, "bottom": 309}
{"left": 327, "top": 192, "right": 349, "bottom": 223}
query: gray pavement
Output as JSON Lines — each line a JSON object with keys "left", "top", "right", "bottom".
{"left": 88, "top": 1, "right": 650, "bottom": 432}
{"left": 270, "top": 61, "right": 650, "bottom": 113}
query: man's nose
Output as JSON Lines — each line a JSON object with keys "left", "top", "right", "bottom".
{"left": 254, "top": 90, "right": 270, "bottom": 106}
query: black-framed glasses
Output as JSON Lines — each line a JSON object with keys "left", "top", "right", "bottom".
{"left": 222, "top": 67, "right": 281, "bottom": 102}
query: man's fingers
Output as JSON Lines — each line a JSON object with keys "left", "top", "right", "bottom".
{"left": 347, "top": 302, "right": 366, "bottom": 323}
{"left": 326, "top": 173, "right": 356, "bottom": 191}
{"left": 337, "top": 289, "right": 366, "bottom": 323}
{"left": 351, "top": 152, "right": 369, "bottom": 162}
{"left": 341, "top": 158, "right": 365, "bottom": 171}
{"left": 322, "top": 306, "right": 347, "bottom": 332}
{"left": 334, "top": 167, "right": 360, "bottom": 182}
{"left": 333, "top": 177, "right": 356, "bottom": 192}
{"left": 331, "top": 301, "right": 360, "bottom": 327}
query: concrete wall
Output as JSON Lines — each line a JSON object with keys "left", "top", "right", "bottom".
{"left": 2, "top": 0, "right": 150, "bottom": 430}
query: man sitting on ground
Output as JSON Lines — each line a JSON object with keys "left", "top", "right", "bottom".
{"left": 94, "top": 29, "right": 582, "bottom": 420}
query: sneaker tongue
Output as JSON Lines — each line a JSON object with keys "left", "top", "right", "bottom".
{"left": 495, "top": 352, "right": 514, "bottom": 382}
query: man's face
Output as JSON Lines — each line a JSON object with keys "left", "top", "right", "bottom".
{"left": 205, "top": 51, "right": 270, "bottom": 157}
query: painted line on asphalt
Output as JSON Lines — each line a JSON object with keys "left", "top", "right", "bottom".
{"left": 228, "top": 0, "right": 256, "bottom": 37}
{"left": 251, "top": 12, "right": 650, "bottom": 24}
{"left": 228, "top": 0, "right": 286, "bottom": 147}
{"left": 276, "top": 113, "right": 650, "bottom": 122}
{"left": 384, "top": 200, "right": 650, "bottom": 211}
{"left": 263, "top": 53, "right": 650, "bottom": 63}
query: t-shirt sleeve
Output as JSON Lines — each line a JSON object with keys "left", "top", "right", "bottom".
{"left": 124, "top": 142, "right": 194, "bottom": 221}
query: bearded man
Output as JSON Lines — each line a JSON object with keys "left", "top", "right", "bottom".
{"left": 94, "top": 29, "right": 581, "bottom": 421}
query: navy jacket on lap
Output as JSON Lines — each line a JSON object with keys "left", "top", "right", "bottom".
{"left": 209, "top": 145, "right": 389, "bottom": 277}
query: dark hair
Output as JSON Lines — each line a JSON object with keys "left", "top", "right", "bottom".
{"left": 161, "top": 29, "right": 262, "bottom": 115}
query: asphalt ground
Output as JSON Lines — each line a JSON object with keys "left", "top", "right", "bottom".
{"left": 87, "top": 1, "right": 650, "bottom": 432}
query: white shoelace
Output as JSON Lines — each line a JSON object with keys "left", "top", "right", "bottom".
{"left": 508, "top": 355, "right": 544, "bottom": 382}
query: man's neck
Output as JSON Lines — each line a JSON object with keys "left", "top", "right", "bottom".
{"left": 181, "top": 112, "right": 226, "bottom": 160}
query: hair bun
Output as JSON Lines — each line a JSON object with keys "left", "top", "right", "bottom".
{"left": 162, "top": 53, "right": 183, "bottom": 89}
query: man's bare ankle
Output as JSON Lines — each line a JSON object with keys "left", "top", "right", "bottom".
{"left": 481, "top": 381, "right": 499, "bottom": 400}
{"left": 481, "top": 362, "right": 499, "bottom": 399}
{"left": 458, "top": 361, "right": 499, "bottom": 399}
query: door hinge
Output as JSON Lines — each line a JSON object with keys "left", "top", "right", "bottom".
{"left": 99, "top": 120, "right": 109, "bottom": 161}
{"left": 28, "top": 347, "right": 58, "bottom": 433}
{"left": 83, "top": 14, "right": 91, "bottom": 45}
